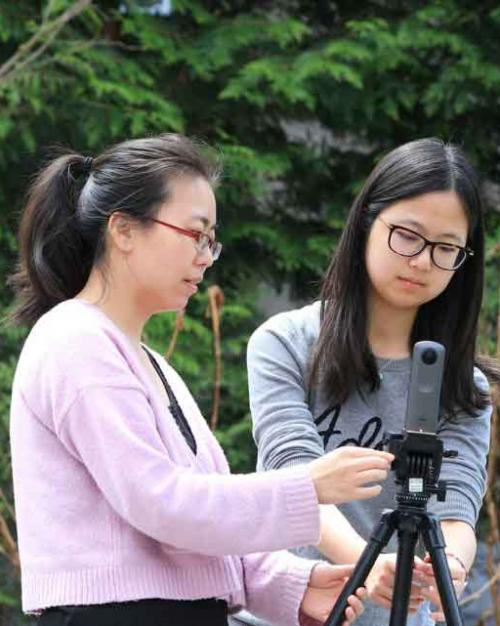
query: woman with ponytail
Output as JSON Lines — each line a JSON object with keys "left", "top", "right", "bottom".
{"left": 8, "top": 134, "right": 394, "bottom": 626}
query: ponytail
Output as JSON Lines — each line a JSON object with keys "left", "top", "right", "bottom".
{"left": 8, "top": 133, "right": 221, "bottom": 327}
{"left": 8, "top": 153, "right": 97, "bottom": 326}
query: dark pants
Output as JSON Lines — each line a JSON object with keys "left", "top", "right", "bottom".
{"left": 37, "top": 598, "right": 229, "bottom": 626}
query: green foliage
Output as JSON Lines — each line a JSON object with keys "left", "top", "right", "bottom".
{"left": 0, "top": 1, "right": 499, "bottom": 622}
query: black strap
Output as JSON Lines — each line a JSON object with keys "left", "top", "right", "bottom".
{"left": 38, "top": 598, "right": 228, "bottom": 625}
{"left": 143, "top": 348, "right": 197, "bottom": 455}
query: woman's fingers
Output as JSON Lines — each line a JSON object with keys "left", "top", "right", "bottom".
{"left": 369, "top": 578, "right": 423, "bottom": 607}
{"left": 343, "top": 447, "right": 394, "bottom": 462}
{"left": 355, "top": 587, "right": 367, "bottom": 600}
{"left": 369, "top": 583, "right": 393, "bottom": 601}
{"left": 422, "top": 583, "right": 448, "bottom": 621}
{"left": 370, "top": 593, "right": 392, "bottom": 610}
{"left": 351, "top": 457, "right": 393, "bottom": 495}
{"left": 365, "top": 554, "right": 429, "bottom": 614}
{"left": 310, "top": 447, "right": 394, "bottom": 504}
{"left": 347, "top": 593, "right": 365, "bottom": 616}
{"left": 408, "top": 599, "right": 425, "bottom": 613}
{"left": 348, "top": 454, "right": 393, "bottom": 473}
{"left": 431, "top": 611, "right": 446, "bottom": 622}
{"left": 341, "top": 592, "right": 365, "bottom": 626}
{"left": 357, "top": 468, "right": 390, "bottom": 484}
{"left": 411, "top": 586, "right": 427, "bottom": 601}
{"left": 353, "top": 484, "right": 383, "bottom": 499}
{"left": 342, "top": 605, "right": 355, "bottom": 625}
{"left": 309, "top": 563, "right": 354, "bottom": 587}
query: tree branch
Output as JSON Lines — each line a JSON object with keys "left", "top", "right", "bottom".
{"left": 207, "top": 285, "right": 224, "bottom": 431}
{"left": 459, "top": 565, "right": 500, "bottom": 607}
{"left": 0, "top": 0, "right": 93, "bottom": 87}
{"left": 0, "top": 487, "right": 16, "bottom": 522}
{"left": 0, "top": 511, "right": 19, "bottom": 570}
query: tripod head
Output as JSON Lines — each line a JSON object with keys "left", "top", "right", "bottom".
{"left": 383, "top": 341, "right": 457, "bottom": 509}
{"left": 384, "top": 430, "right": 457, "bottom": 507}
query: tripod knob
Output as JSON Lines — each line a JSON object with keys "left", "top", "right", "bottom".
{"left": 435, "top": 481, "right": 447, "bottom": 502}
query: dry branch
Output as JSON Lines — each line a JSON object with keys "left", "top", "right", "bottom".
{"left": 0, "top": 0, "right": 92, "bottom": 87}
{"left": 165, "top": 311, "right": 185, "bottom": 360}
{"left": 0, "top": 487, "right": 15, "bottom": 521}
{"left": 459, "top": 565, "right": 500, "bottom": 607}
{"left": 0, "top": 511, "right": 19, "bottom": 570}
{"left": 207, "top": 286, "right": 224, "bottom": 431}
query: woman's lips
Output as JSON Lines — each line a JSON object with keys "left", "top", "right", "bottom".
{"left": 398, "top": 276, "right": 425, "bottom": 288}
{"left": 183, "top": 280, "right": 199, "bottom": 294}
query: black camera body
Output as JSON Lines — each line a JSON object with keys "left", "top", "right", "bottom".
{"left": 383, "top": 341, "right": 456, "bottom": 508}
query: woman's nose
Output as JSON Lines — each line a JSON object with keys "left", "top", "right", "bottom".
{"left": 197, "top": 245, "right": 214, "bottom": 268}
{"left": 409, "top": 244, "right": 433, "bottom": 270}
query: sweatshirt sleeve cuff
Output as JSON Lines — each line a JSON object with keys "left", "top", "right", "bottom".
{"left": 427, "top": 489, "right": 478, "bottom": 528}
{"left": 278, "top": 456, "right": 318, "bottom": 470}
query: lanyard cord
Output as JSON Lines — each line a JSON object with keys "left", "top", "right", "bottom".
{"left": 143, "top": 347, "right": 197, "bottom": 455}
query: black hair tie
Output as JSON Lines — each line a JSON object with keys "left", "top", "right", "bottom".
{"left": 67, "top": 156, "right": 94, "bottom": 183}
{"left": 82, "top": 156, "right": 93, "bottom": 175}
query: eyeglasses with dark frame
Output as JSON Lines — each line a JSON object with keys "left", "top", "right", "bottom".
{"left": 378, "top": 218, "right": 473, "bottom": 271}
{"left": 147, "top": 217, "right": 222, "bottom": 261}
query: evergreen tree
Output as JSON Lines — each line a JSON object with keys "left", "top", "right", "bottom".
{"left": 0, "top": 2, "right": 498, "bottom": 622}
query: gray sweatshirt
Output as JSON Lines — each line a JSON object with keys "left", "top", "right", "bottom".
{"left": 233, "top": 301, "right": 491, "bottom": 626}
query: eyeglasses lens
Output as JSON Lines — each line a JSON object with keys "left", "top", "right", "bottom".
{"left": 197, "top": 234, "right": 222, "bottom": 261}
{"left": 389, "top": 228, "right": 464, "bottom": 270}
{"left": 433, "top": 246, "right": 465, "bottom": 270}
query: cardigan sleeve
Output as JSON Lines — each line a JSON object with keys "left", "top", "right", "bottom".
{"left": 237, "top": 550, "right": 316, "bottom": 626}
{"left": 56, "top": 383, "right": 320, "bottom": 556}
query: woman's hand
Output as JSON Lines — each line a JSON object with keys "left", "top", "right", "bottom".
{"left": 309, "top": 446, "right": 394, "bottom": 505}
{"left": 364, "top": 553, "right": 427, "bottom": 613}
{"left": 299, "top": 563, "right": 366, "bottom": 626}
{"left": 418, "top": 553, "right": 468, "bottom": 622}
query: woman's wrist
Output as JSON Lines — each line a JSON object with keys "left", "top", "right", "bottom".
{"left": 445, "top": 550, "right": 469, "bottom": 583}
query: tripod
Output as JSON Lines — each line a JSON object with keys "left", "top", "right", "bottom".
{"left": 325, "top": 431, "right": 463, "bottom": 626}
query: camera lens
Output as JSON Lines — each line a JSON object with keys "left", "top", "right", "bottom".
{"left": 422, "top": 348, "right": 437, "bottom": 365}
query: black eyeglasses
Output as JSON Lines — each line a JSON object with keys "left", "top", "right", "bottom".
{"left": 379, "top": 218, "right": 473, "bottom": 271}
{"left": 147, "top": 217, "right": 222, "bottom": 261}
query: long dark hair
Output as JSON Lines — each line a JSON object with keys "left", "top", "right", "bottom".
{"left": 9, "top": 134, "right": 221, "bottom": 326}
{"left": 310, "top": 137, "right": 497, "bottom": 417}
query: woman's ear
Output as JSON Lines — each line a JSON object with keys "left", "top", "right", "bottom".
{"left": 107, "top": 212, "right": 135, "bottom": 253}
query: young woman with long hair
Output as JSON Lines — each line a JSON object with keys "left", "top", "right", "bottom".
{"left": 237, "top": 138, "right": 496, "bottom": 626}
{"left": 8, "top": 134, "right": 396, "bottom": 626}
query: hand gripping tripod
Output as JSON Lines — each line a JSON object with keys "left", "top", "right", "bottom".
{"left": 325, "top": 342, "right": 463, "bottom": 626}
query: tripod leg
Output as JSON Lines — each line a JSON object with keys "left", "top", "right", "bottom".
{"left": 421, "top": 515, "right": 463, "bottom": 626}
{"left": 325, "top": 510, "right": 397, "bottom": 626}
{"left": 389, "top": 512, "right": 419, "bottom": 626}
